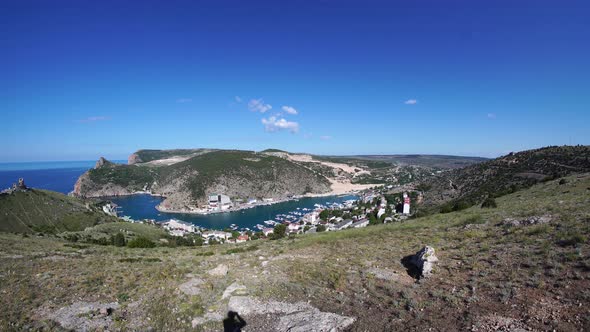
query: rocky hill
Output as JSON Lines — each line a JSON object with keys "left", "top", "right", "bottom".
{"left": 74, "top": 150, "right": 332, "bottom": 211}
{"left": 419, "top": 145, "right": 590, "bottom": 210}
{"left": 0, "top": 189, "right": 117, "bottom": 233}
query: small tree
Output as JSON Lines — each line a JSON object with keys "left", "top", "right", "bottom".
{"left": 319, "top": 210, "right": 330, "bottom": 220}
{"left": 272, "top": 223, "right": 287, "bottom": 240}
{"left": 316, "top": 225, "right": 326, "bottom": 232}
{"left": 112, "top": 232, "right": 126, "bottom": 247}
{"left": 481, "top": 197, "right": 497, "bottom": 209}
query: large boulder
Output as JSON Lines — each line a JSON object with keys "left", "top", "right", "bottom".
{"left": 409, "top": 246, "right": 438, "bottom": 279}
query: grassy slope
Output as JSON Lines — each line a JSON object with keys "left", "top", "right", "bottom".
{"left": 1, "top": 174, "right": 589, "bottom": 330}
{"left": 0, "top": 190, "right": 117, "bottom": 234}
{"left": 134, "top": 149, "right": 209, "bottom": 163}
{"left": 423, "top": 145, "right": 590, "bottom": 210}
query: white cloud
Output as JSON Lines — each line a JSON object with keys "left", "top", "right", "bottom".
{"left": 261, "top": 116, "right": 299, "bottom": 133}
{"left": 78, "top": 116, "right": 110, "bottom": 123}
{"left": 487, "top": 113, "right": 497, "bottom": 119}
{"left": 248, "top": 98, "right": 272, "bottom": 113}
{"left": 235, "top": 96, "right": 242, "bottom": 103}
{"left": 176, "top": 98, "right": 192, "bottom": 103}
{"left": 319, "top": 135, "right": 332, "bottom": 140}
{"left": 281, "top": 105, "right": 298, "bottom": 115}
{"left": 404, "top": 99, "right": 418, "bottom": 105}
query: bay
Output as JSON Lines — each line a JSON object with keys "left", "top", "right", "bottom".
{"left": 109, "top": 194, "right": 356, "bottom": 231}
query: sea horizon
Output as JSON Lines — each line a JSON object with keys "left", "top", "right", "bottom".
{"left": 0, "top": 160, "right": 127, "bottom": 171}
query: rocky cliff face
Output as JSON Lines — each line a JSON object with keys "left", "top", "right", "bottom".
{"left": 127, "top": 153, "right": 142, "bottom": 165}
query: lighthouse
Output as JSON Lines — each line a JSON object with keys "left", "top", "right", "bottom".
{"left": 403, "top": 193, "right": 411, "bottom": 215}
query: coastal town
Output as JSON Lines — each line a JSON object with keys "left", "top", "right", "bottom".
{"left": 115, "top": 187, "right": 418, "bottom": 246}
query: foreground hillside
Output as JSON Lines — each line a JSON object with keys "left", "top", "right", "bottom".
{"left": 2, "top": 173, "right": 589, "bottom": 331}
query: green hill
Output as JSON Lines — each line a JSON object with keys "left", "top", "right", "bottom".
{"left": 0, "top": 189, "right": 117, "bottom": 234}
{"left": 75, "top": 149, "right": 332, "bottom": 211}
{"left": 420, "top": 145, "right": 590, "bottom": 211}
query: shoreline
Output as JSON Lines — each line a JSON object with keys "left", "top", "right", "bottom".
{"left": 102, "top": 182, "right": 382, "bottom": 216}
{"left": 154, "top": 189, "right": 360, "bottom": 215}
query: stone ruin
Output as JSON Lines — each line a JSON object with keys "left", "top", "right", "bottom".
{"left": 2, "top": 178, "right": 29, "bottom": 195}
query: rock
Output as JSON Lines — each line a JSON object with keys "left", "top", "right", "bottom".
{"left": 208, "top": 264, "right": 229, "bottom": 276}
{"left": 276, "top": 309, "right": 355, "bottom": 332}
{"left": 36, "top": 301, "right": 119, "bottom": 331}
{"left": 409, "top": 246, "right": 438, "bottom": 279}
{"left": 94, "top": 157, "right": 110, "bottom": 169}
{"left": 501, "top": 215, "right": 552, "bottom": 227}
{"left": 227, "top": 296, "right": 355, "bottom": 331}
{"left": 222, "top": 282, "right": 247, "bottom": 299}
{"left": 179, "top": 276, "right": 204, "bottom": 296}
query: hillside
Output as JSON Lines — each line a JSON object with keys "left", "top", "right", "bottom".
{"left": 352, "top": 154, "right": 489, "bottom": 169}
{"left": 74, "top": 150, "right": 333, "bottom": 211}
{"left": 1, "top": 172, "right": 589, "bottom": 331}
{"left": 128, "top": 149, "right": 216, "bottom": 165}
{"left": 419, "top": 145, "right": 590, "bottom": 211}
{"left": 0, "top": 189, "right": 117, "bottom": 233}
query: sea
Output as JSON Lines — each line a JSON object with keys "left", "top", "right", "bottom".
{"left": 0, "top": 161, "right": 356, "bottom": 230}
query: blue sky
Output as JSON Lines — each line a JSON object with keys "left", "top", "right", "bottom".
{"left": 1, "top": 0, "right": 589, "bottom": 162}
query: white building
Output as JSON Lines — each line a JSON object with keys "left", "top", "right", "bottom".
{"left": 403, "top": 193, "right": 411, "bottom": 215}
{"left": 351, "top": 219, "right": 369, "bottom": 228}
{"left": 202, "top": 230, "right": 232, "bottom": 242}
{"left": 162, "top": 219, "right": 197, "bottom": 236}
{"left": 287, "top": 223, "right": 300, "bottom": 233}
{"left": 208, "top": 194, "right": 232, "bottom": 210}
{"left": 377, "top": 208, "right": 386, "bottom": 219}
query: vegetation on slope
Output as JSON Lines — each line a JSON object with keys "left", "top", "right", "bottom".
{"left": 133, "top": 149, "right": 210, "bottom": 163}
{"left": 160, "top": 150, "right": 331, "bottom": 199}
{"left": 420, "top": 145, "right": 590, "bottom": 212}
{"left": 88, "top": 163, "right": 158, "bottom": 188}
{"left": 0, "top": 189, "right": 117, "bottom": 234}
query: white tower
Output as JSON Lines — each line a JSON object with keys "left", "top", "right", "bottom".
{"left": 403, "top": 193, "right": 411, "bottom": 215}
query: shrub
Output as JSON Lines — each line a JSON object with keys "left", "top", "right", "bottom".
{"left": 440, "top": 204, "right": 453, "bottom": 214}
{"left": 111, "top": 232, "right": 127, "bottom": 247}
{"left": 316, "top": 225, "right": 326, "bottom": 232}
{"left": 271, "top": 223, "right": 287, "bottom": 240}
{"left": 127, "top": 236, "right": 156, "bottom": 248}
{"left": 558, "top": 178, "right": 568, "bottom": 185}
{"left": 481, "top": 197, "right": 497, "bottom": 209}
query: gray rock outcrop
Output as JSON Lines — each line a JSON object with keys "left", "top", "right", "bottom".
{"left": 409, "top": 246, "right": 438, "bottom": 279}
{"left": 501, "top": 215, "right": 552, "bottom": 227}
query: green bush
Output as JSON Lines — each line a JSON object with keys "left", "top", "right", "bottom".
{"left": 127, "top": 236, "right": 156, "bottom": 248}
{"left": 111, "top": 232, "right": 127, "bottom": 247}
{"left": 481, "top": 197, "right": 497, "bottom": 209}
{"left": 271, "top": 223, "right": 287, "bottom": 240}
{"left": 316, "top": 225, "right": 326, "bottom": 232}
